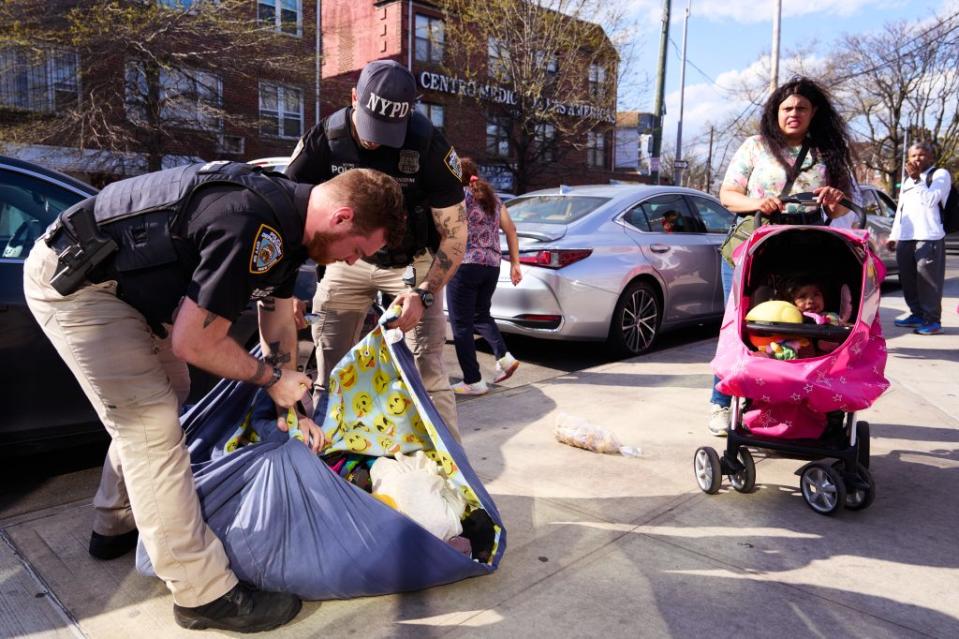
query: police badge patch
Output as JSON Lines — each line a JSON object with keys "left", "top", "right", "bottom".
{"left": 444, "top": 147, "right": 462, "bottom": 181}
{"left": 249, "top": 224, "right": 284, "bottom": 274}
{"left": 398, "top": 150, "right": 420, "bottom": 174}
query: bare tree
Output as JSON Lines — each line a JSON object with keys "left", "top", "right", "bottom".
{"left": 0, "top": 0, "right": 313, "bottom": 173}
{"left": 434, "top": 0, "right": 630, "bottom": 193}
{"left": 828, "top": 15, "right": 959, "bottom": 195}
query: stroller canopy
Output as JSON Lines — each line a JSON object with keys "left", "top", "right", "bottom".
{"left": 712, "top": 225, "right": 890, "bottom": 437}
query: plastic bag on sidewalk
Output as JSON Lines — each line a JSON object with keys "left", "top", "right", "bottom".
{"left": 554, "top": 412, "right": 641, "bottom": 457}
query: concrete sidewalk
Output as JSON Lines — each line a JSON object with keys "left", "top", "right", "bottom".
{"left": 3, "top": 281, "right": 958, "bottom": 638}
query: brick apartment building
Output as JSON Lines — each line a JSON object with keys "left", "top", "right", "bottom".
{"left": 0, "top": 0, "right": 319, "bottom": 184}
{"left": 1, "top": 1, "right": 618, "bottom": 192}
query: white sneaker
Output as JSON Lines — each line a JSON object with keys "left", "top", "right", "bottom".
{"left": 452, "top": 380, "right": 489, "bottom": 395}
{"left": 708, "top": 404, "right": 730, "bottom": 437}
{"left": 493, "top": 353, "right": 520, "bottom": 383}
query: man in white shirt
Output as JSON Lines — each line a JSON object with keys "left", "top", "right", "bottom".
{"left": 886, "top": 142, "right": 951, "bottom": 335}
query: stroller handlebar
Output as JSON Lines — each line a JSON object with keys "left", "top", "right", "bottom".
{"left": 751, "top": 191, "right": 867, "bottom": 229}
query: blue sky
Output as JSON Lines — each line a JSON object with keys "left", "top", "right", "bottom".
{"left": 619, "top": 0, "right": 959, "bottom": 155}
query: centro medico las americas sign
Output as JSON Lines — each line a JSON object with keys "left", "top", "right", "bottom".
{"left": 418, "top": 71, "right": 615, "bottom": 124}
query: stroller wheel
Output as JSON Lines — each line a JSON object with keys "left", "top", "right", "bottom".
{"left": 856, "top": 421, "right": 870, "bottom": 469}
{"left": 843, "top": 464, "right": 876, "bottom": 511}
{"left": 694, "top": 447, "right": 722, "bottom": 494}
{"left": 729, "top": 448, "right": 756, "bottom": 493}
{"left": 800, "top": 463, "right": 846, "bottom": 515}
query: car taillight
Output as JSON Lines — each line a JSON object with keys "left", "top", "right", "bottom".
{"left": 516, "top": 248, "right": 592, "bottom": 269}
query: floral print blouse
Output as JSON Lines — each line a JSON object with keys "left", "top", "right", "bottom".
{"left": 721, "top": 135, "right": 829, "bottom": 198}
{"left": 462, "top": 188, "right": 503, "bottom": 267}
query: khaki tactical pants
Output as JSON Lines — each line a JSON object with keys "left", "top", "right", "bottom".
{"left": 23, "top": 241, "right": 236, "bottom": 608}
{"left": 311, "top": 251, "right": 460, "bottom": 440}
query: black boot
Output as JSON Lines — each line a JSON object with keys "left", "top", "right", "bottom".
{"left": 173, "top": 583, "right": 302, "bottom": 633}
{"left": 89, "top": 529, "right": 138, "bottom": 560}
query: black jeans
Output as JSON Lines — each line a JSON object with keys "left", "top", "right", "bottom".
{"left": 446, "top": 263, "right": 508, "bottom": 384}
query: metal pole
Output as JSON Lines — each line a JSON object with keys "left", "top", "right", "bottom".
{"left": 770, "top": 0, "right": 781, "bottom": 93}
{"left": 900, "top": 118, "right": 910, "bottom": 196}
{"left": 315, "top": 0, "right": 322, "bottom": 124}
{"left": 674, "top": 0, "right": 690, "bottom": 186}
{"left": 704, "top": 125, "right": 714, "bottom": 193}
{"left": 651, "top": 0, "right": 671, "bottom": 185}
{"left": 408, "top": 0, "right": 414, "bottom": 70}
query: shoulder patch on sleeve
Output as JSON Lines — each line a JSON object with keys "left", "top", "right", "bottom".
{"left": 444, "top": 147, "right": 463, "bottom": 181}
{"left": 250, "top": 224, "right": 284, "bottom": 274}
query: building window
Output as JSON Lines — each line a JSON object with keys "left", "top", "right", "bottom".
{"left": 0, "top": 47, "right": 79, "bottom": 113}
{"left": 586, "top": 130, "right": 606, "bottom": 168}
{"left": 588, "top": 63, "right": 607, "bottom": 100}
{"left": 258, "top": 0, "right": 301, "bottom": 36}
{"left": 488, "top": 37, "right": 511, "bottom": 80}
{"left": 415, "top": 102, "right": 444, "bottom": 131}
{"left": 259, "top": 83, "right": 303, "bottom": 138}
{"left": 535, "top": 122, "right": 556, "bottom": 162}
{"left": 536, "top": 50, "right": 558, "bottom": 75}
{"left": 486, "top": 115, "right": 511, "bottom": 158}
{"left": 414, "top": 14, "right": 444, "bottom": 64}
{"left": 125, "top": 62, "right": 223, "bottom": 131}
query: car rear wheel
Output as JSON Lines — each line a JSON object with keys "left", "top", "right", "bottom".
{"left": 608, "top": 280, "right": 661, "bottom": 356}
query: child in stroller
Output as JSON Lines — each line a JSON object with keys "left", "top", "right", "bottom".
{"left": 694, "top": 200, "right": 890, "bottom": 515}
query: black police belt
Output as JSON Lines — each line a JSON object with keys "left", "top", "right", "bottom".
{"left": 363, "top": 246, "right": 430, "bottom": 269}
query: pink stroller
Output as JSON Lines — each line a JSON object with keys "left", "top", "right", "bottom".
{"left": 694, "top": 194, "right": 890, "bottom": 515}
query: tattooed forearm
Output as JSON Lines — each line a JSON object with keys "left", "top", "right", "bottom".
{"left": 258, "top": 296, "right": 276, "bottom": 312}
{"left": 247, "top": 358, "right": 268, "bottom": 385}
{"left": 203, "top": 311, "right": 218, "bottom": 328}
{"left": 264, "top": 340, "right": 292, "bottom": 366}
{"left": 426, "top": 249, "right": 453, "bottom": 292}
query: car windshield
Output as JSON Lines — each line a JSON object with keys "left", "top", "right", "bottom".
{"left": 506, "top": 195, "right": 610, "bottom": 224}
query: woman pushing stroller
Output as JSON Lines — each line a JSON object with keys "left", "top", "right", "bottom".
{"left": 707, "top": 76, "right": 861, "bottom": 436}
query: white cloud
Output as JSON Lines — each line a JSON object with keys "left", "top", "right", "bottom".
{"left": 662, "top": 54, "right": 830, "bottom": 158}
{"left": 626, "top": 0, "right": 908, "bottom": 25}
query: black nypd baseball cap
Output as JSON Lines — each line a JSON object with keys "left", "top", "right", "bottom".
{"left": 354, "top": 60, "right": 416, "bottom": 148}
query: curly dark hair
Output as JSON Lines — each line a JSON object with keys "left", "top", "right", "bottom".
{"left": 760, "top": 76, "right": 855, "bottom": 196}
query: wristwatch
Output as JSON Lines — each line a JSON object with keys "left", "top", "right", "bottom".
{"left": 263, "top": 364, "right": 283, "bottom": 389}
{"left": 413, "top": 287, "right": 434, "bottom": 308}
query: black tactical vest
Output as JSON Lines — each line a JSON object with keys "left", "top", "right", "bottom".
{"left": 324, "top": 108, "right": 437, "bottom": 267}
{"left": 89, "top": 161, "right": 296, "bottom": 334}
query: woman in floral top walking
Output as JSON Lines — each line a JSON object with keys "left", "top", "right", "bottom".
{"left": 707, "top": 76, "right": 859, "bottom": 436}
{"left": 447, "top": 158, "right": 523, "bottom": 395}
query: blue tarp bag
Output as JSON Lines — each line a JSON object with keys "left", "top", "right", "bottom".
{"left": 137, "top": 322, "right": 505, "bottom": 599}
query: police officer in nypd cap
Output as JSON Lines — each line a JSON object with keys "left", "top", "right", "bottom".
{"left": 23, "top": 162, "right": 404, "bottom": 632}
{"left": 286, "top": 59, "right": 467, "bottom": 439}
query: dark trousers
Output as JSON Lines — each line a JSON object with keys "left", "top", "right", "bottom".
{"left": 896, "top": 239, "right": 945, "bottom": 323}
{"left": 446, "top": 263, "right": 508, "bottom": 384}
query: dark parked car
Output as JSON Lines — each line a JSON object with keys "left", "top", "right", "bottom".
{"left": 0, "top": 156, "right": 296, "bottom": 456}
{"left": 1, "top": 155, "right": 105, "bottom": 455}
{"left": 857, "top": 184, "right": 899, "bottom": 277}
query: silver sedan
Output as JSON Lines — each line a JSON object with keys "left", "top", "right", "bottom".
{"left": 490, "top": 184, "right": 735, "bottom": 356}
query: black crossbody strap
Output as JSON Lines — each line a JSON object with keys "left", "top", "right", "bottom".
{"left": 779, "top": 141, "right": 811, "bottom": 198}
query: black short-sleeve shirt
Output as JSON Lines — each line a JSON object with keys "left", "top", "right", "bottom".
{"left": 285, "top": 108, "right": 464, "bottom": 211}
{"left": 183, "top": 181, "right": 310, "bottom": 323}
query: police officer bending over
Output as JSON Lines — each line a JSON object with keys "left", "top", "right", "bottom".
{"left": 285, "top": 59, "right": 467, "bottom": 438}
{"left": 23, "top": 163, "right": 404, "bottom": 632}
